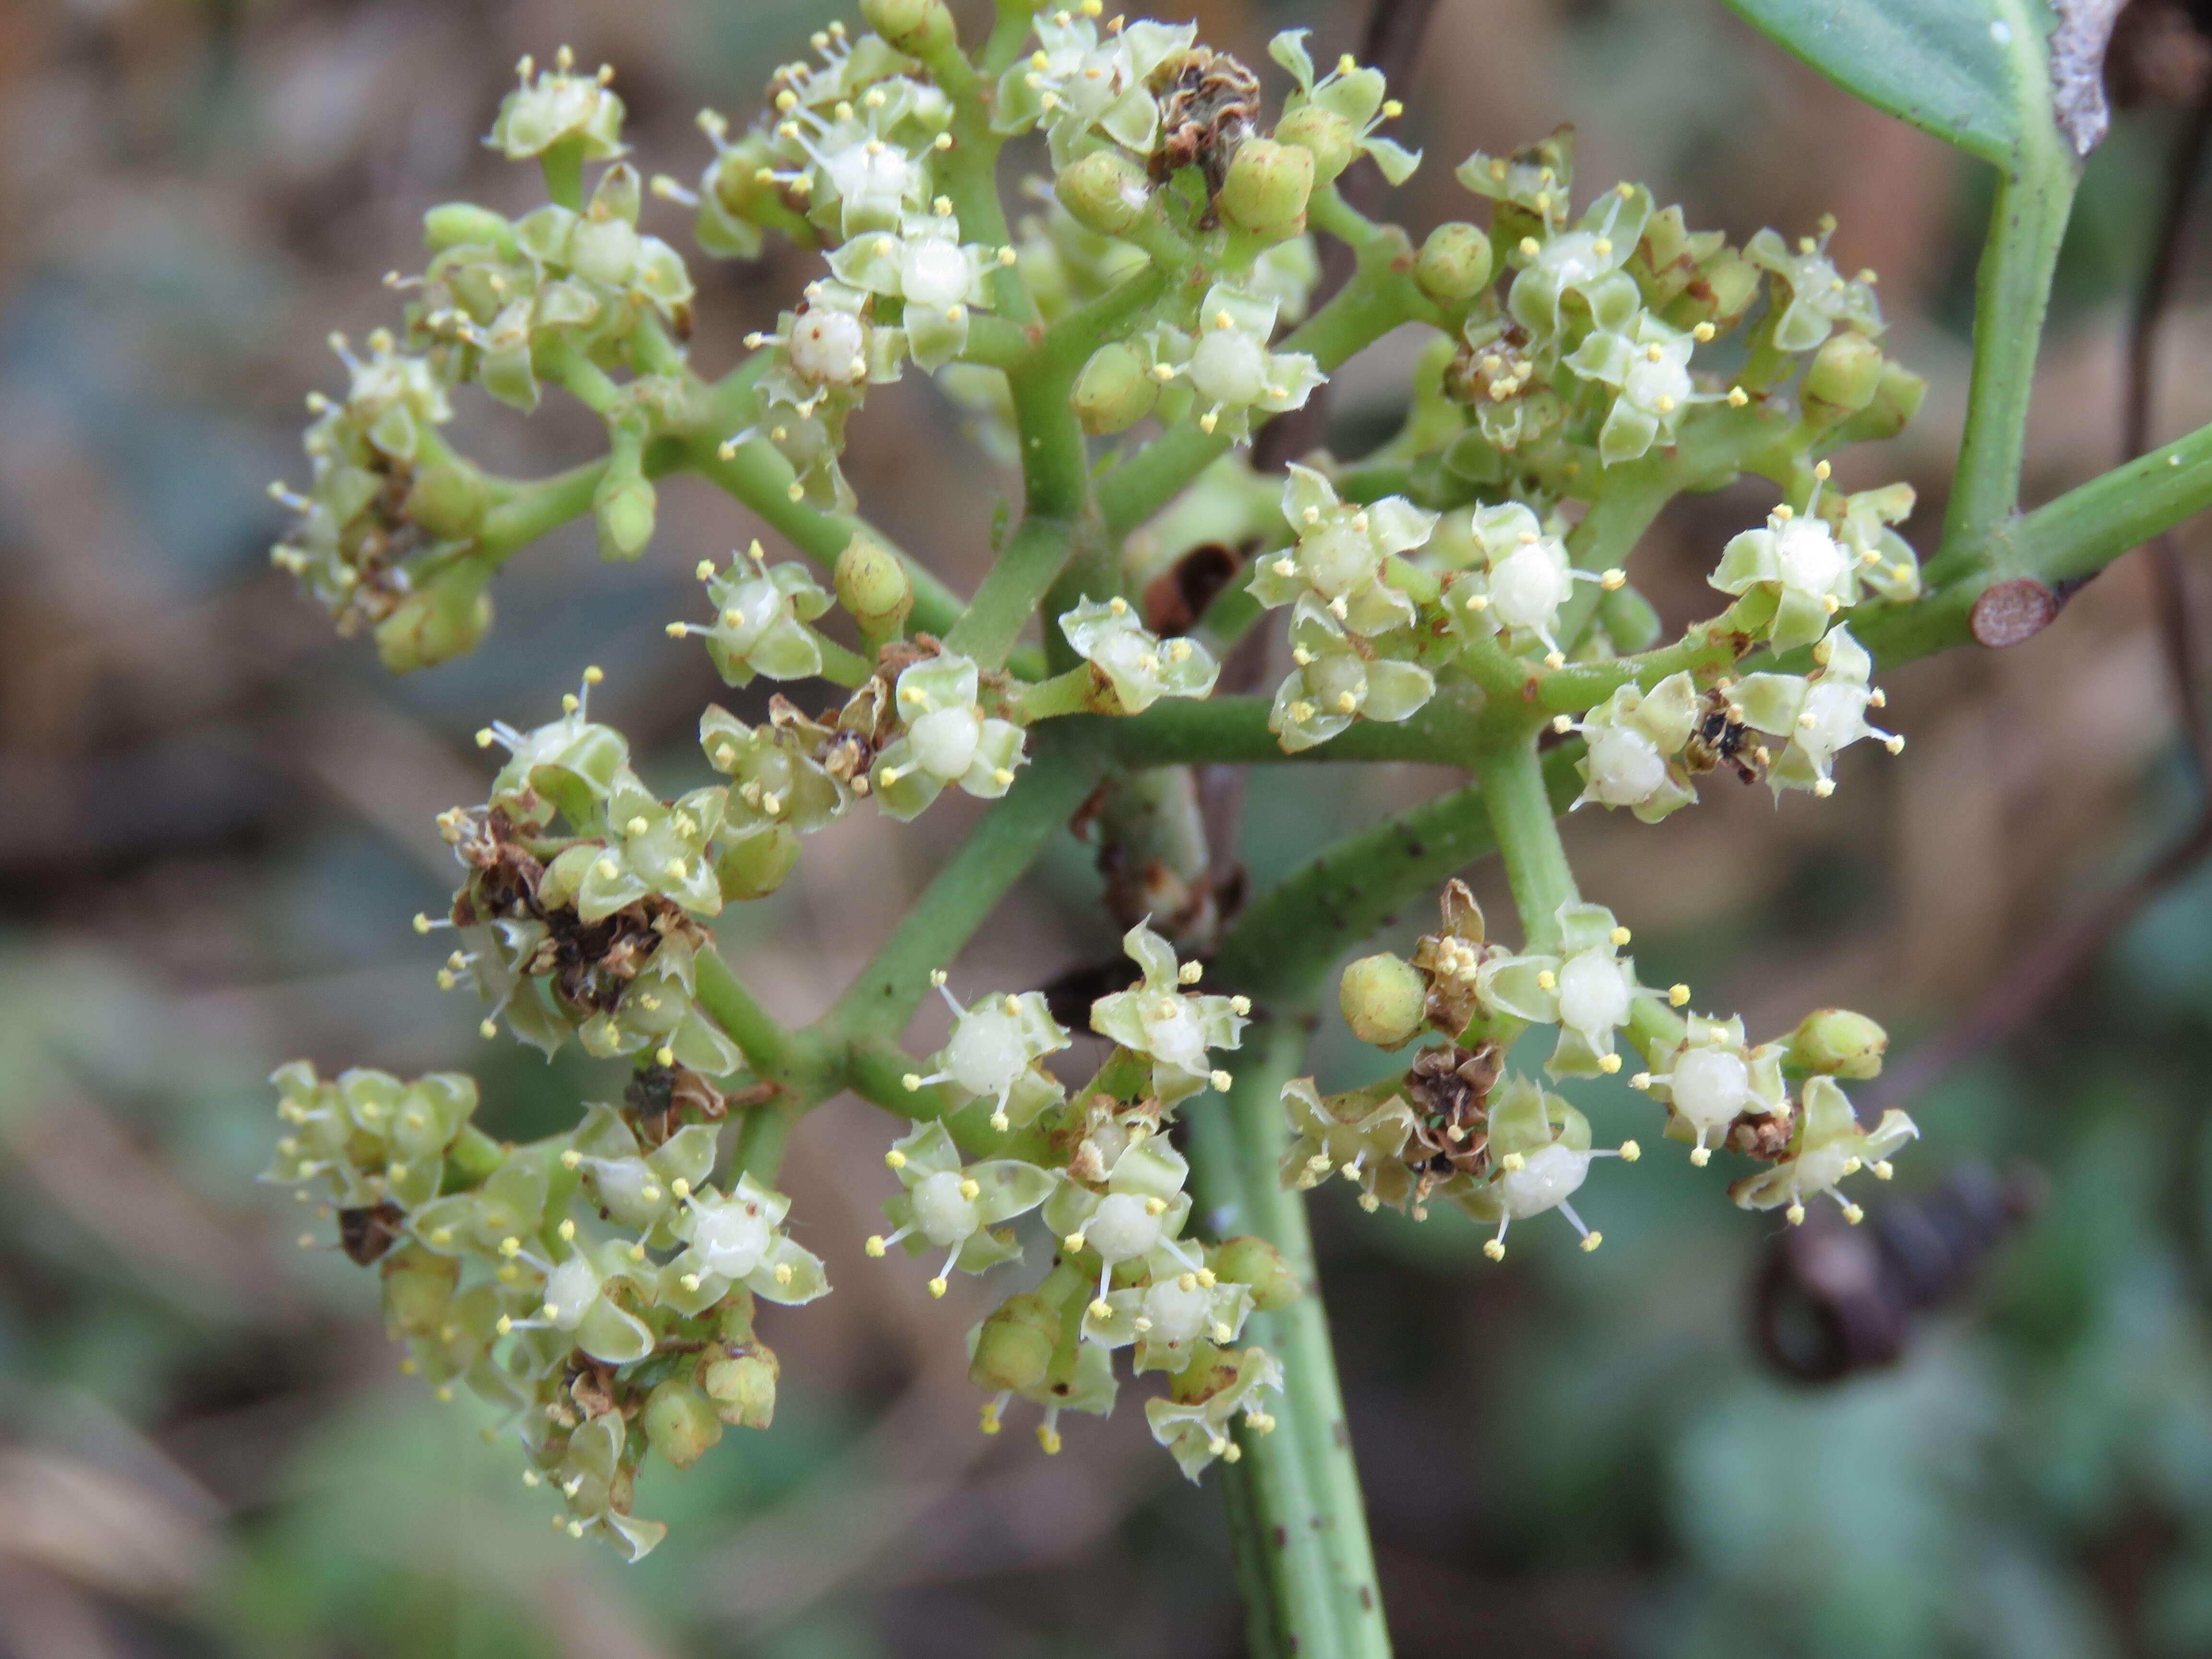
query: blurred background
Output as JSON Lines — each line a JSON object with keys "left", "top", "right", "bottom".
{"left": 5, "top": 0, "right": 2212, "bottom": 1654}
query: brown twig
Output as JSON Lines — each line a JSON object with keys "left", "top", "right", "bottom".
{"left": 1871, "top": 78, "right": 2212, "bottom": 1112}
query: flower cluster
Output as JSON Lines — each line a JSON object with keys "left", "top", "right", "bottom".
{"left": 267, "top": 1059, "right": 818, "bottom": 1559}
{"left": 860, "top": 924, "right": 1280, "bottom": 1477}
{"left": 1304, "top": 879, "right": 1919, "bottom": 1253}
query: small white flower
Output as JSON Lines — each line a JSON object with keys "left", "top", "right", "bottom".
{"left": 1058, "top": 598, "right": 1220, "bottom": 713}
{"left": 1727, "top": 625, "right": 1900, "bottom": 797}
{"left": 1728, "top": 1076, "right": 1918, "bottom": 1226}
{"left": 1088, "top": 922, "right": 1249, "bottom": 1106}
{"left": 1633, "top": 1014, "right": 1788, "bottom": 1164}
{"left": 1454, "top": 1075, "right": 1638, "bottom": 1259}
{"left": 1567, "top": 671, "right": 1701, "bottom": 822}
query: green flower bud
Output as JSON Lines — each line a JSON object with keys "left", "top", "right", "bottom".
{"left": 1070, "top": 342, "right": 1159, "bottom": 435}
{"left": 1839, "top": 359, "right": 1928, "bottom": 443}
{"left": 715, "top": 826, "right": 802, "bottom": 900}
{"left": 834, "top": 539, "right": 914, "bottom": 636}
{"left": 701, "top": 1347, "right": 779, "bottom": 1429}
{"left": 1340, "top": 951, "right": 1427, "bottom": 1048}
{"left": 404, "top": 459, "right": 490, "bottom": 541}
{"left": 1415, "top": 222, "right": 1495, "bottom": 303}
{"left": 643, "top": 1378, "right": 725, "bottom": 1469}
{"left": 969, "top": 1293, "right": 1060, "bottom": 1394}
{"left": 1786, "top": 1008, "right": 1889, "bottom": 1080}
{"left": 381, "top": 1245, "right": 459, "bottom": 1341}
{"left": 1599, "top": 580, "right": 1662, "bottom": 654}
{"left": 1209, "top": 1236, "right": 1298, "bottom": 1312}
{"left": 861, "top": 0, "right": 955, "bottom": 53}
{"left": 1276, "top": 104, "right": 1358, "bottom": 187}
{"left": 1219, "top": 139, "right": 1315, "bottom": 241}
{"left": 1804, "top": 332, "right": 1884, "bottom": 423}
{"left": 594, "top": 475, "right": 657, "bottom": 563}
{"left": 373, "top": 574, "right": 492, "bottom": 673}
{"left": 423, "top": 202, "right": 517, "bottom": 257}
{"left": 1055, "top": 148, "right": 1152, "bottom": 239}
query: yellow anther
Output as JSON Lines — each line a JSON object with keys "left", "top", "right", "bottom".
{"left": 1580, "top": 1231, "right": 1604, "bottom": 1252}
{"left": 1598, "top": 1053, "right": 1623, "bottom": 1074}
{"left": 1501, "top": 1152, "right": 1526, "bottom": 1172}
{"left": 1536, "top": 970, "right": 1556, "bottom": 991}
{"left": 1609, "top": 926, "right": 1631, "bottom": 945}
{"left": 1063, "top": 1231, "right": 1086, "bottom": 1253}
{"left": 1727, "top": 386, "right": 1749, "bottom": 407}
{"left": 1144, "top": 1195, "right": 1167, "bottom": 1215}
{"left": 1519, "top": 236, "right": 1540, "bottom": 257}
{"left": 1693, "top": 321, "right": 1716, "bottom": 342}
{"left": 1483, "top": 1238, "right": 1506, "bottom": 1261}
{"left": 1210, "top": 1069, "right": 1233, "bottom": 1091}
{"left": 1786, "top": 1201, "right": 1808, "bottom": 1226}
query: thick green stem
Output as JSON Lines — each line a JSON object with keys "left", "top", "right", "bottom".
{"left": 1941, "top": 144, "right": 2080, "bottom": 555}
{"left": 1477, "top": 738, "right": 1580, "bottom": 949}
{"left": 1188, "top": 1019, "right": 1391, "bottom": 1659}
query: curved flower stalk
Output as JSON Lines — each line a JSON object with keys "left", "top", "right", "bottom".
{"left": 1058, "top": 598, "right": 1220, "bottom": 712}
{"left": 1445, "top": 502, "right": 1611, "bottom": 668}
{"left": 869, "top": 649, "right": 1027, "bottom": 819}
{"left": 1729, "top": 1076, "right": 1918, "bottom": 1226}
{"left": 1089, "top": 922, "right": 1250, "bottom": 1106}
{"left": 1630, "top": 1014, "right": 1788, "bottom": 1166}
{"left": 1563, "top": 670, "right": 1701, "bottom": 822}
{"left": 669, "top": 542, "right": 835, "bottom": 686}
{"left": 1454, "top": 1074, "right": 1639, "bottom": 1259}
{"left": 1250, "top": 464, "right": 1434, "bottom": 636}
{"left": 1729, "top": 625, "right": 1903, "bottom": 797}
{"left": 902, "top": 971, "right": 1071, "bottom": 1131}
{"left": 1479, "top": 901, "right": 1681, "bottom": 1078}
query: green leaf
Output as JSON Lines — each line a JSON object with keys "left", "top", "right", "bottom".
{"left": 1719, "top": 0, "right": 2057, "bottom": 168}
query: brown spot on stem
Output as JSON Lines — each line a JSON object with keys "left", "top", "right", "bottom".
{"left": 1970, "top": 578, "right": 2060, "bottom": 648}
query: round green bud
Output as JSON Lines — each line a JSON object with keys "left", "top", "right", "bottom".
{"left": 861, "top": 0, "right": 955, "bottom": 52}
{"left": 380, "top": 1245, "right": 458, "bottom": 1340}
{"left": 1218, "top": 138, "right": 1314, "bottom": 241}
{"left": 593, "top": 476, "right": 657, "bottom": 563}
{"left": 708, "top": 133, "right": 777, "bottom": 217}
{"left": 1339, "top": 951, "right": 1428, "bottom": 1048}
{"left": 405, "top": 459, "right": 490, "bottom": 541}
{"left": 373, "top": 577, "right": 492, "bottom": 674}
{"left": 715, "top": 825, "right": 801, "bottom": 900}
{"left": 1786, "top": 1008, "right": 1889, "bottom": 1080}
{"left": 1210, "top": 1236, "right": 1298, "bottom": 1312}
{"left": 969, "top": 1293, "right": 1061, "bottom": 1394}
{"left": 1847, "top": 359, "right": 1929, "bottom": 442}
{"left": 1070, "top": 341, "right": 1159, "bottom": 435}
{"left": 1599, "top": 581, "right": 1662, "bottom": 654}
{"left": 834, "top": 539, "right": 914, "bottom": 636}
{"left": 643, "top": 1379, "right": 725, "bottom": 1469}
{"left": 701, "top": 1348, "right": 779, "bottom": 1429}
{"left": 1055, "top": 148, "right": 1152, "bottom": 239}
{"left": 423, "top": 202, "right": 516, "bottom": 256}
{"left": 1275, "top": 103, "right": 1358, "bottom": 187}
{"left": 1804, "top": 332, "right": 1884, "bottom": 423}
{"left": 1415, "top": 222, "right": 1495, "bottom": 303}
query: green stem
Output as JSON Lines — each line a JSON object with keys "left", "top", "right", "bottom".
{"left": 1941, "top": 142, "right": 2080, "bottom": 556}
{"left": 1476, "top": 737, "right": 1579, "bottom": 949}
{"left": 684, "top": 432, "right": 968, "bottom": 638}
{"left": 1187, "top": 1018, "right": 1391, "bottom": 1658}
{"left": 1078, "top": 685, "right": 1493, "bottom": 771}
{"left": 823, "top": 736, "right": 1101, "bottom": 1041}
{"left": 479, "top": 461, "right": 606, "bottom": 564}
{"left": 2010, "top": 415, "right": 2212, "bottom": 585}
